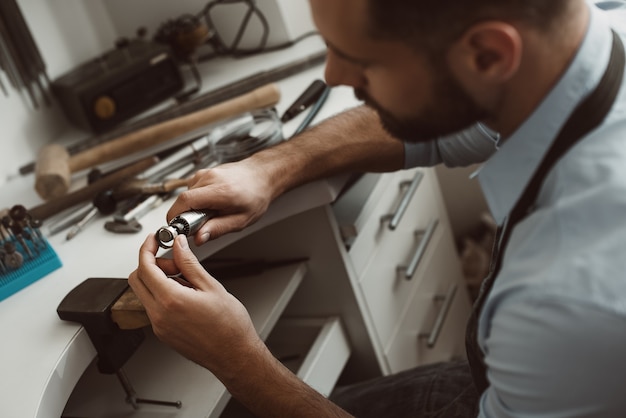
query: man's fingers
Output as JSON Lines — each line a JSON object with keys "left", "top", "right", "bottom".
{"left": 136, "top": 234, "right": 178, "bottom": 292}
{"left": 155, "top": 257, "right": 179, "bottom": 276}
{"left": 167, "top": 188, "right": 215, "bottom": 222}
{"left": 128, "top": 268, "right": 156, "bottom": 311}
{"left": 193, "top": 214, "right": 250, "bottom": 245}
{"left": 172, "top": 235, "right": 219, "bottom": 291}
{"left": 138, "top": 232, "right": 159, "bottom": 258}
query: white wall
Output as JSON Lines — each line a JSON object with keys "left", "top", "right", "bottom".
{"left": 0, "top": 0, "right": 313, "bottom": 186}
{"left": 101, "top": 0, "right": 313, "bottom": 49}
{"left": 0, "top": 0, "right": 117, "bottom": 185}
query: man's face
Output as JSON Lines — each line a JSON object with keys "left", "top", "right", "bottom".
{"left": 309, "top": 0, "right": 488, "bottom": 142}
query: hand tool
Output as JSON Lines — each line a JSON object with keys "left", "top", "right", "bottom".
{"left": 18, "top": 50, "right": 326, "bottom": 177}
{"left": 127, "top": 111, "right": 256, "bottom": 183}
{"left": 57, "top": 278, "right": 182, "bottom": 410}
{"left": 65, "top": 190, "right": 118, "bottom": 241}
{"left": 104, "top": 194, "right": 166, "bottom": 234}
{"left": 292, "top": 83, "right": 331, "bottom": 136}
{"left": 131, "top": 135, "right": 212, "bottom": 183}
{"left": 27, "top": 156, "right": 158, "bottom": 222}
{"left": 280, "top": 79, "right": 327, "bottom": 122}
{"left": 46, "top": 203, "right": 93, "bottom": 236}
{"left": 156, "top": 209, "right": 216, "bottom": 249}
{"left": 64, "top": 207, "right": 96, "bottom": 241}
{"left": 126, "top": 177, "right": 190, "bottom": 196}
{"left": 34, "top": 83, "right": 281, "bottom": 201}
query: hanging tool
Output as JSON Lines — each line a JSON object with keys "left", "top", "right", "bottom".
{"left": 34, "top": 83, "right": 281, "bottom": 201}
{"left": 0, "top": 0, "right": 50, "bottom": 107}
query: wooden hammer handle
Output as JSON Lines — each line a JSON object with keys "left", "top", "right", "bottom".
{"left": 69, "top": 83, "right": 281, "bottom": 173}
{"left": 29, "top": 156, "right": 158, "bottom": 221}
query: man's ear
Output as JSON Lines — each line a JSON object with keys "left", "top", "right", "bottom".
{"left": 448, "top": 22, "right": 522, "bottom": 84}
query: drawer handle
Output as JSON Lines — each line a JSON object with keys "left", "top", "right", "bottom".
{"left": 380, "top": 171, "right": 424, "bottom": 230}
{"left": 419, "top": 283, "right": 458, "bottom": 349}
{"left": 396, "top": 218, "right": 438, "bottom": 280}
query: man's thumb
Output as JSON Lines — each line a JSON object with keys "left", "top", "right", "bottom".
{"left": 173, "top": 235, "right": 208, "bottom": 287}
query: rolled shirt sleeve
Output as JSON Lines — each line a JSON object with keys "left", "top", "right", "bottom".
{"left": 404, "top": 122, "right": 499, "bottom": 168}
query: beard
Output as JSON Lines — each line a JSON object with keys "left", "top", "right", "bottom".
{"left": 355, "top": 65, "right": 489, "bottom": 143}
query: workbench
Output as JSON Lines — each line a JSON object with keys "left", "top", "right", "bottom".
{"left": 0, "top": 38, "right": 471, "bottom": 417}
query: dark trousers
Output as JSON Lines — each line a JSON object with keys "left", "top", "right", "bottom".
{"left": 329, "top": 361, "right": 479, "bottom": 418}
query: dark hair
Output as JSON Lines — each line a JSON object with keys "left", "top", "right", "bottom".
{"left": 366, "top": 0, "right": 571, "bottom": 51}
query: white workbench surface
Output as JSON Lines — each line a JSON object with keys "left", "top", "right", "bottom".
{"left": 0, "top": 37, "right": 361, "bottom": 418}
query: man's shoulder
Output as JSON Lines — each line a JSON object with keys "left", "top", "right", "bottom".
{"left": 480, "top": 293, "right": 626, "bottom": 417}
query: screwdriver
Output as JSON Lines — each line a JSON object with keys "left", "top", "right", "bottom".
{"left": 66, "top": 191, "right": 118, "bottom": 241}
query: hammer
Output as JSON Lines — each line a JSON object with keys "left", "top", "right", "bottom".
{"left": 35, "top": 83, "right": 281, "bottom": 200}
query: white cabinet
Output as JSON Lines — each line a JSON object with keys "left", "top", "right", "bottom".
{"left": 334, "top": 167, "right": 471, "bottom": 374}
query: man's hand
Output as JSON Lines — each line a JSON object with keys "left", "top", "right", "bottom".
{"left": 166, "top": 106, "right": 404, "bottom": 247}
{"left": 128, "top": 234, "right": 263, "bottom": 377}
{"left": 128, "top": 234, "right": 353, "bottom": 417}
{"left": 168, "top": 160, "right": 274, "bottom": 245}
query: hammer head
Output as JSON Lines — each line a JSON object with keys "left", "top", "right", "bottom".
{"left": 57, "top": 278, "right": 144, "bottom": 374}
{"left": 34, "top": 144, "right": 71, "bottom": 200}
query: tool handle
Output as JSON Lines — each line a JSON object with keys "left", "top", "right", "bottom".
{"left": 29, "top": 156, "right": 158, "bottom": 221}
{"left": 113, "top": 176, "right": 189, "bottom": 200}
{"left": 69, "top": 83, "right": 281, "bottom": 173}
{"left": 147, "top": 177, "right": 189, "bottom": 194}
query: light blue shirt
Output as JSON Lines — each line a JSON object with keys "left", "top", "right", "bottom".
{"left": 405, "top": 1, "right": 626, "bottom": 416}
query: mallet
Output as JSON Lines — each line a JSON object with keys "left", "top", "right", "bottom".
{"left": 35, "top": 83, "right": 281, "bottom": 200}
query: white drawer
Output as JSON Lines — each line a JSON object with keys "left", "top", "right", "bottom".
{"left": 384, "top": 233, "right": 471, "bottom": 373}
{"left": 265, "top": 317, "right": 351, "bottom": 397}
{"left": 359, "top": 218, "right": 443, "bottom": 346}
{"left": 356, "top": 176, "right": 444, "bottom": 345}
{"left": 348, "top": 168, "right": 439, "bottom": 278}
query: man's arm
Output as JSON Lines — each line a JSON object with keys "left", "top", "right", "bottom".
{"left": 480, "top": 295, "right": 626, "bottom": 417}
{"left": 168, "top": 105, "right": 404, "bottom": 243}
{"left": 128, "top": 234, "right": 353, "bottom": 418}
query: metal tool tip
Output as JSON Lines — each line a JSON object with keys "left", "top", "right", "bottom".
{"left": 156, "top": 226, "right": 177, "bottom": 249}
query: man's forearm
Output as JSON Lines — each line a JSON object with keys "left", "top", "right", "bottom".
{"left": 220, "top": 340, "right": 352, "bottom": 418}
{"left": 247, "top": 105, "right": 404, "bottom": 200}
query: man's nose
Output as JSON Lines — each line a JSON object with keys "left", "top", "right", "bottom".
{"left": 324, "top": 52, "right": 366, "bottom": 89}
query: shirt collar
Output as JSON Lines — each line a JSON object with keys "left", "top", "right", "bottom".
{"left": 477, "top": 4, "right": 614, "bottom": 224}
